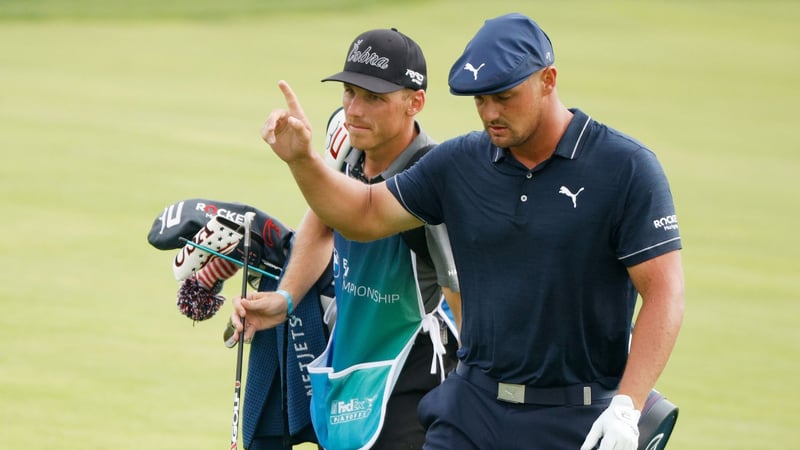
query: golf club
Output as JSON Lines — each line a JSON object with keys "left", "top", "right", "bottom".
{"left": 230, "top": 212, "right": 255, "bottom": 449}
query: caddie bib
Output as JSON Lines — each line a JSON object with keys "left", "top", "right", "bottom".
{"left": 307, "top": 232, "right": 425, "bottom": 450}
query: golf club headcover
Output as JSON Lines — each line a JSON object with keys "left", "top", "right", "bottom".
{"left": 196, "top": 256, "right": 240, "bottom": 292}
{"left": 323, "top": 106, "right": 351, "bottom": 170}
{"left": 172, "top": 215, "right": 243, "bottom": 281}
{"left": 176, "top": 249, "right": 242, "bottom": 322}
{"left": 176, "top": 276, "right": 226, "bottom": 322}
{"left": 637, "top": 390, "right": 679, "bottom": 450}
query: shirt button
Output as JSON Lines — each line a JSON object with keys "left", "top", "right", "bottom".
{"left": 520, "top": 195, "right": 528, "bottom": 202}
{"left": 526, "top": 172, "right": 533, "bottom": 179}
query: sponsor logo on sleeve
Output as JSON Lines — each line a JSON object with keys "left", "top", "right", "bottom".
{"left": 653, "top": 215, "right": 678, "bottom": 231}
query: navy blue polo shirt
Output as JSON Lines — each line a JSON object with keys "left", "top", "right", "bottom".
{"left": 387, "top": 109, "right": 681, "bottom": 387}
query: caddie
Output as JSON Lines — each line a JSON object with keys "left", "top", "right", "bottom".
{"left": 230, "top": 28, "right": 459, "bottom": 450}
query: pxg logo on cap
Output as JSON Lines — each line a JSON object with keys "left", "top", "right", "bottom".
{"left": 323, "top": 28, "right": 427, "bottom": 94}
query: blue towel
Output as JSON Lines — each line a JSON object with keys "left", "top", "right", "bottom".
{"left": 244, "top": 244, "right": 333, "bottom": 448}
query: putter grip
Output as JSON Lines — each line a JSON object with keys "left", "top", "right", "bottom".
{"left": 243, "top": 212, "right": 255, "bottom": 249}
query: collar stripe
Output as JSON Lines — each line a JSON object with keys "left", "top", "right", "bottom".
{"left": 570, "top": 115, "right": 592, "bottom": 159}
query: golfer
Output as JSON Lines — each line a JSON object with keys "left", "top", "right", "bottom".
{"left": 258, "top": 13, "right": 684, "bottom": 450}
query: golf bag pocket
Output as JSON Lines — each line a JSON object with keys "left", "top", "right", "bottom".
{"left": 308, "top": 354, "right": 396, "bottom": 450}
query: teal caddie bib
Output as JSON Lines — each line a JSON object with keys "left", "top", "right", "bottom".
{"left": 307, "top": 232, "right": 425, "bottom": 450}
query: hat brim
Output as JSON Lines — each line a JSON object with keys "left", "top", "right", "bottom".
{"left": 449, "top": 75, "right": 531, "bottom": 96}
{"left": 322, "top": 71, "right": 405, "bottom": 94}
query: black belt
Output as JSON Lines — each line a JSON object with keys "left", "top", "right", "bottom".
{"left": 455, "top": 362, "right": 616, "bottom": 406}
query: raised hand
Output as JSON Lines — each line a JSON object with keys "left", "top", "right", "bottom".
{"left": 260, "top": 80, "right": 314, "bottom": 164}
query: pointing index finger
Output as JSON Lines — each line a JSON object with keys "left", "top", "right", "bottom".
{"left": 278, "top": 80, "right": 307, "bottom": 121}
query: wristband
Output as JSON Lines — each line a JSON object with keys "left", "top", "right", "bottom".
{"left": 276, "top": 289, "right": 294, "bottom": 317}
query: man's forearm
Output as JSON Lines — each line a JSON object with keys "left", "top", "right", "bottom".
{"left": 617, "top": 297, "right": 683, "bottom": 409}
{"left": 278, "top": 209, "right": 334, "bottom": 302}
{"left": 620, "top": 250, "right": 685, "bottom": 409}
{"left": 286, "top": 153, "right": 420, "bottom": 241}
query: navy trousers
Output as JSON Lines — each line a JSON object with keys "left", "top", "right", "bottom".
{"left": 419, "top": 369, "right": 609, "bottom": 450}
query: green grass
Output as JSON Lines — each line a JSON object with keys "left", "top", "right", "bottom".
{"left": 0, "top": 0, "right": 428, "bottom": 21}
{"left": 1, "top": 1, "right": 798, "bottom": 448}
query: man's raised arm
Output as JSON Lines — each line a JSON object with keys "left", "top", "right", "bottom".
{"left": 260, "top": 80, "right": 422, "bottom": 241}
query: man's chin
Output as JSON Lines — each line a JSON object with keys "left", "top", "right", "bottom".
{"left": 485, "top": 127, "right": 508, "bottom": 143}
{"left": 487, "top": 134, "right": 511, "bottom": 148}
{"left": 348, "top": 136, "right": 370, "bottom": 150}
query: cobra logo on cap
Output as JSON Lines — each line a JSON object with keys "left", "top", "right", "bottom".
{"left": 347, "top": 40, "right": 390, "bottom": 70}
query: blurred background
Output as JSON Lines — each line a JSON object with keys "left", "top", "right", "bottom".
{"left": 1, "top": 1, "right": 797, "bottom": 448}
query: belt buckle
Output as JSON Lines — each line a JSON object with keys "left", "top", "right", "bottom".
{"left": 497, "top": 382, "right": 525, "bottom": 404}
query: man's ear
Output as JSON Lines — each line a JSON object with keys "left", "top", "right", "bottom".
{"left": 541, "top": 66, "right": 557, "bottom": 93}
{"left": 408, "top": 89, "right": 426, "bottom": 116}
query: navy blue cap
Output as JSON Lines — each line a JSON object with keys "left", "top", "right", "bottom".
{"left": 448, "top": 13, "right": 554, "bottom": 96}
{"left": 323, "top": 28, "right": 427, "bottom": 93}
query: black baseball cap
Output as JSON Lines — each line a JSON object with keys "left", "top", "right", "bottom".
{"left": 322, "top": 28, "right": 427, "bottom": 93}
{"left": 449, "top": 13, "right": 554, "bottom": 96}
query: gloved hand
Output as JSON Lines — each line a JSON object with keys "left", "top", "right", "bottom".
{"left": 581, "top": 394, "right": 641, "bottom": 450}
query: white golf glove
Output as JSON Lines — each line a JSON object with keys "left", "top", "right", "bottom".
{"left": 581, "top": 394, "right": 641, "bottom": 450}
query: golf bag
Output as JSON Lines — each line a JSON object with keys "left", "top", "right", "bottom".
{"left": 147, "top": 198, "right": 333, "bottom": 449}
